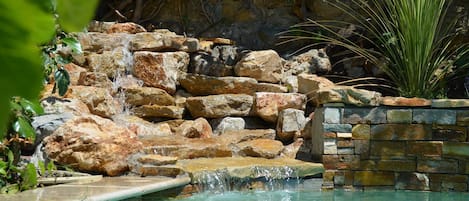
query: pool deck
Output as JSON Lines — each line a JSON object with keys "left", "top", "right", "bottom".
{"left": 0, "top": 175, "right": 191, "bottom": 201}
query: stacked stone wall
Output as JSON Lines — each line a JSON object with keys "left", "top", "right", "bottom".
{"left": 314, "top": 103, "right": 469, "bottom": 192}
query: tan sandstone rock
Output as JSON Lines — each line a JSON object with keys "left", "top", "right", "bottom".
{"left": 106, "top": 22, "right": 147, "bottom": 34}
{"left": 234, "top": 50, "right": 283, "bottom": 83}
{"left": 133, "top": 51, "right": 189, "bottom": 94}
{"left": 122, "top": 86, "right": 175, "bottom": 106}
{"left": 66, "top": 86, "right": 121, "bottom": 118}
{"left": 175, "top": 118, "right": 213, "bottom": 138}
{"left": 43, "top": 115, "right": 143, "bottom": 176}
{"left": 234, "top": 139, "right": 284, "bottom": 159}
{"left": 179, "top": 74, "right": 258, "bottom": 95}
{"left": 297, "top": 73, "right": 335, "bottom": 103}
{"left": 185, "top": 94, "right": 254, "bottom": 118}
{"left": 254, "top": 92, "right": 307, "bottom": 122}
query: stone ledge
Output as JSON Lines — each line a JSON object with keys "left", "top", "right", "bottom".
{"left": 176, "top": 157, "right": 324, "bottom": 182}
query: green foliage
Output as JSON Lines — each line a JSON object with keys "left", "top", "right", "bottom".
{"left": 279, "top": 0, "right": 469, "bottom": 98}
{"left": 0, "top": 0, "right": 98, "bottom": 193}
{"left": 0, "top": 97, "right": 42, "bottom": 193}
{"left": 56, "top": 0, "right": 99, "bottom": 32}
{"left": 43, "top": 34, "right": 81, "bottom": 97}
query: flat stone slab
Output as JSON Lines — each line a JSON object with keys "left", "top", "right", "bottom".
{"left": 0, "top": 176, "right": 190, "bottom": 201}
{"left": 176, "top": 157, "right": 324, "bottom": 182}
{"left": 432, "top": 99, "right": 469, "bottom": 108}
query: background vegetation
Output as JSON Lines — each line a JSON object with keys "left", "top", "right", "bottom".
{"left": 0, "top": 0, "right": 98, "bottom": 193}
{"left": 280, "top": 0, "right": 469, "bottom": 98}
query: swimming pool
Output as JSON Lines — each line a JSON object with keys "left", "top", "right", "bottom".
{"left": 156, "top": 190, "right": 469, "bottom": 201}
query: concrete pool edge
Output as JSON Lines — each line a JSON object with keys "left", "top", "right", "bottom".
{"left": 0, "top": 176, "right": 191, "bottom": 201}
{"left": 86, "top": 176, "right": 191, "bottom": 201}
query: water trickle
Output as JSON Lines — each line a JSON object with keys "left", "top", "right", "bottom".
{"left": 109, "top": 35, "right": 143, "bottom": 115}
{"left": 193, "top": 166, "right": 302, "bottom": 194}
{"left": 194, "top": 169, "right": 231, "bottom": 194}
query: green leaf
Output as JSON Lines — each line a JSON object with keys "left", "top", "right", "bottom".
{"left": 56, "top": 0, "right": 99, "bottom": 32}
{"left": 1, "top": 184, "right": 19, "bottom": 194}
{"left": 0, "top": 0, "right": 55, "bottom": 135}
{"left": 12, "top": 117, "right": 36, "bottom": 141}
{"left": 7, "top": 150, "right": 14, "bottom": 167}
{"left": 0, "top": 161, "right": 7, "bottom": 176}
{"left": 20, "top": 163, "right": 37, "bottom": 191}
{"left": 37, "top": 161, "right": 45, "bottom": 176}
{"left": 54, "top": 69, "right": 70, "bottom": 96}
{"left": 47, "top": 162, "right": 57, "bottom": 172}
{"left": 19, "top": 98, "right": 44, "bottom": 116}
{"left": 0, "top": 167, "right": 6, "bottom": 176}
{"left": 55, "top": 55, "right": 72, "bottom": 66}
{"left": 9, "top": 99, "right": 22, "bottom": 111}
{"left": 61, "top": 37, "right": 82, "bottom": 54}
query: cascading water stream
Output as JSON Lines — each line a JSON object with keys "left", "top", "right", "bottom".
{"left": 193, "top": 166, "right": 302, "bottom": 194}
{"left": 109, "top": 34, "right": 142, "bottom": 115}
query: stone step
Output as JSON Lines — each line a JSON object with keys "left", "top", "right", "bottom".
{"left": 176, "top": 157, "right": 324, "bottom": 182}
{"left": 140, "top": 129, "right": 278, "bottom": 159}
{"left": 130, "top": 164, "right": 184, "bottom": 177}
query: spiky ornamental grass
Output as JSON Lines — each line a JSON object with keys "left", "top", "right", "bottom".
{"left": 279, "top": 0, "right": 469, "bottom": 98}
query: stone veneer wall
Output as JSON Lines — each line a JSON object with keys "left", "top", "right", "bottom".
{"left": 311, "top": 103, "right": 469, "bottom": 192}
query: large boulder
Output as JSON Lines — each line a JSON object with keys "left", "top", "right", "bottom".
{"left": 284, "top": 49, "right": 331, "bottom": 74}
{"left": 130, "top": 31, "right": 199, "bottom": 52}
{"left": 314, "top": 86, "right": 382, "bottom": 106}
{"left": 141, "top": 136, "right": 232, "bottom": 159}
{"left": 255, "top": 83, "right": 288, "bottom": 93}
{"left": 297, "top": 73, "right": 335, "bottom": 103}
{"left": 132, "top": 105, "right": 185, "bottom": 119}
{"left": 175, "top": 118, "right": 213, "bottom": 138}
{"left": 64, "top": 63, "right": 87, "bottom": 85}
{"left": 106, "top": 22, "right": 146, "bottom": 34}
{"left": 40, "top": 97, "right": 90, "bottom": 116}
{"left": 32, "top": 113, "right": 74, "bottom": 147}
{"left": 179, "top": 74, "right": 258, "bottom": 95}
{"left": 189, "top": 45, "right": 240, "bottom": 76}
{"left": 77, "top": 72, "right": 113, "bottom": 89}
{"left": 43, "top": 115, "right": 143, "bottom": 176}
{"left": 66, "top": 86, "right": 121, "bottom": 118}
{"left": 77, "top": 32, "right": 133, "bottom": 52}
{"left": 112, "top": 114, "right": 173, "bottom": 138}
{"left": 133, "top": 51, "right": 189, "bottom": 94}
{"left": 234, "top": 50, "right": 283, "bottom": 83}
{"left": 122, "top": 86, "right": 175, "bottom": 106}
{"left": 233, "top": 139, "right": 284, "bottom": 159}
{"left": 219, "top": 129, "right": 276, "bottom": 143}
{"left": 254, "top": 92, "right": 307, "bottom": 122}
{"left": 86, "top": 47, "right": 130, "bottom": 78}
{"left": 185, "top": 94, "right": 254, "bottom": 118}
{"left": 276, "top": 109, "right": 307, "bottom": 142}
{"left": 210, "top": 117, "right": 246, "bottom": 135}
{"left": 281, "top": 138, "right": 304, "bottom": 159}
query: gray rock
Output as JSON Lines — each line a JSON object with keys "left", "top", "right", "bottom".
{"left": 32, "top": 113, "right": 74, "bottom": 145}
{"left": 189, "top": 52, "right": 233, "bottom": 76}
{"left": 210, "top": 117, "right": 246, "bottom": 135}
{"left": 185, "top": 94, "right": 254, "bottom": 118}
{"left": 284, "top": 49, "right": 331, "bottom": 74}
{"left": 276, "top": 109, "right": 306, "bottom": 142}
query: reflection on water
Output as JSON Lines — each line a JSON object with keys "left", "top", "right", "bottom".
{"left": 163, "top": 190, "right": 469, "bottom": 201}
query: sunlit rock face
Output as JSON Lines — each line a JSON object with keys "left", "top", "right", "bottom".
{"left": 234, "top": 50, "right": 284, "bottom": 83}
{"left": 133, "top": 51, "right": 190, "bottom": 94}
{"left": 43, "top": 115, "right": 142, "bottom": 176}
{"left": 38, "top": 22, "right": 331, "bottom": 178}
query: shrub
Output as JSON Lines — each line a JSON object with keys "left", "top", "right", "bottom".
{"left": 279, "top": 0, "right": 469, "bottom": 98}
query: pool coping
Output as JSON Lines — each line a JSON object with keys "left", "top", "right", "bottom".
{"left": 0, "top": 175, "right": 191, "bottom": 201}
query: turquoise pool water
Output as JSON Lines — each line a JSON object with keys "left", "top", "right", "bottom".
{"left": 161, "top": 190, "right": 469, "bottom": 201}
